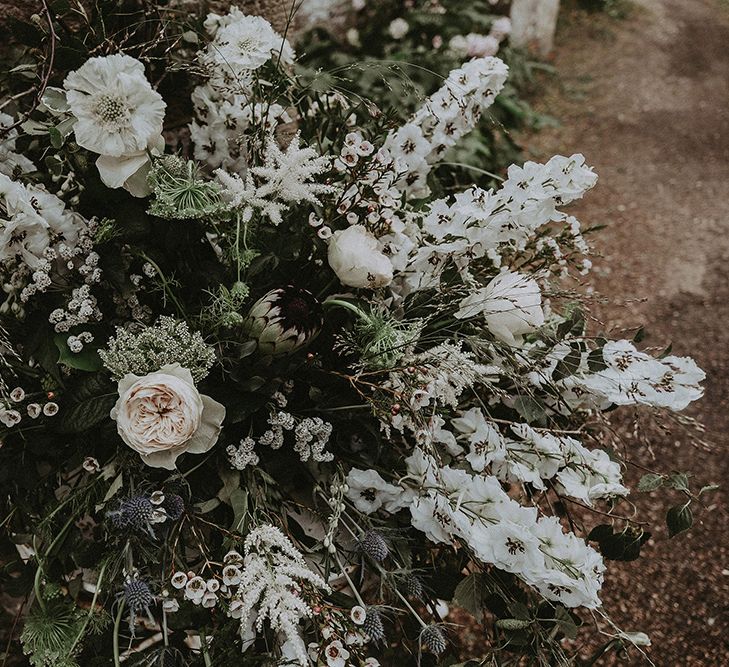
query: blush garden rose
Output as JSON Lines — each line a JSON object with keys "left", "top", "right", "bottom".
{"left": 110, "top": 363, "right": 225, "bottom": 469}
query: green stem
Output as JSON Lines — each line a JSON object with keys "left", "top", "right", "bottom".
{"left": 322, "top": 298, "right": 368, "bottom": 320}
{"left": 333, "top": 552, "right": 366, "bottom": 608}
{"left": 113, "top": 599, "right": 125, "bottom": 667}
{"left": 32, "top": 513, "right": 77, "bottom": 613}
{"left": 199, "top": 627, "right": 213, "bottom": 667}
{"left": 68, "top": 560, "right": 107, "bottom": 655}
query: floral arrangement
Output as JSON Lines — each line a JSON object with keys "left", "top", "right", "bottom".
{"left": 0, "top": 2, "right": 708, "bottom": 666}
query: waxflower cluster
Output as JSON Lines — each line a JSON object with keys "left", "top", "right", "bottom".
{"left": 0, "top": 4, "right": 706, "bottom": 667}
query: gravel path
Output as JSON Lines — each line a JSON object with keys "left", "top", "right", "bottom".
{"left": 523, "top": 1, "right": 729, "bottom": 663}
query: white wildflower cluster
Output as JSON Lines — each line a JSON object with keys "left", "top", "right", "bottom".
{"left": 384, "top": 57, "right": 509, "bottom": 198}
{"left": 190, "top": 9, "right": 295, "bottom": 170}
{"left": 99, "top": 316, "right": 216, "bottom": 382}
{"left": 397, "top": 153, "right": 597, "bottom": 295}
{"left": 448, "top": 17, "right": 512, "bottom": 59}
{"left": 216, "top": 133, "right": 335, "bottom": 225}
{"left": 386, "top": 341, "right": 494, "bottom": 433}
{"left": 0, "top": 172, "right": 99, "bottom": 318}
{"left": 228, "top": 393, "right": 334, "bottom": 468}
{"left": 347, "top": 449, "right": 606, "bottom": 609}
{"left": 524, "top": 338, "right": 705, "bottom": 414}
{"left": 0, "top": 385, "right": 59, "bottom": 428}
{"left": 450, "top": 408, "right": 629, "bottom": 505}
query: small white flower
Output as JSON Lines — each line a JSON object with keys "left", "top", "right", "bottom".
{"left": 222, "top": 564, "right": 242, "bottom": 586}
{"left": 201, "top": 590, "right": 218, "bottom": 608}
{"left": 9, "top": 387, "right": 24, "bottom": 402}
{"left": 162, "top": 598, "right": 179, "bottom": 613}
{"left": 43, "top": 402, "right": 59, "bottom": 417}
{"left": 171, "top": 571, "right": 188, "bottom": 589}
{"left": 149, "top": 490, "right": 165, "bottom": 506}
{"left": 224, "top": 549, "right": 243, "bottom": 565}
{"left": 324, "top": 639, "right": 350, "bottom": 667}
{"left": 184, "top": 575, "right": 207, "bottom": 601}
{"left": 350, "top": 605, "right": 366, "bottom": 625}
{"left": 82, "top": 457, "right": 100, "bottom": 473}
{"left": 27, "top": 403, "right": 41, "bottom": 419}
{"left": 388, "top": 18, "right": 409, "bottom": 40}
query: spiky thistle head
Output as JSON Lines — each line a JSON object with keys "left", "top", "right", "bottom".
{"left": 360, "top": 530, "right": 389, "bottom": 561}
{"left": 333, "top": 302, "right": 422, "bottom": 370}
{"left": 162, "top": 493, "right": 185, "bottom": 520}
{"left": 421, "top": 624, "right": 447, "bottom": 656}
{"left": 405, "top": 575, "right": 424, "bottom": 599}
{"left": 362, "top": 607, "right": 386, "bottom": 644}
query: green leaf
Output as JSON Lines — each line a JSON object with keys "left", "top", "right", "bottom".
{"left": 228, "top": 488, "right": 248, "bottom": 532}
{"left": 637, "top": 473, "right": 664, "bottom": 492}
{"left": 48, "top": 126, "right": 64, "bottom": 149}
{"left": 587, "top": 347, "right": 608, "bottom": 372}
{"left": 194, "top": 498, "right": 221, "bottom": 514}
{"left": 667, "top": 472, "right": 690, "bottom": 492}
{"left": 95, "top": 473, "right": 123, "bottom": 511}
{"left": 54, "top": 334, "right": 103, "bottom": 372}
{"left": 56, "top": 393, "right": 116, "bottom": 434}
{"left": 452, "top": 573, "right": 489, "bottom": 617}
{"left": 554, "top": 605, "right": 579, "bottom": 639}
{"left": 512, "top": 396, "right": 546, "bottom": 424}
{"left": 699, "top": 484, "right": 720, "bottom": 496}
{"left": 666, "top": 503, "right": 693, "bottom": 537}
{"left": 633, "top": 326, "right": 645, "bottom": 343}
{"left": 217, "top": 469, "right": 241, "bottom": 505}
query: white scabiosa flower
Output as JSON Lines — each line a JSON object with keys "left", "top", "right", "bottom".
{"left": 64, "top": 54, "right": 166, "bottom": 195}
{"left": 328, "top": 225, "right": 393, "bottom": 289}
{"left": 455, "top": 271, "right": 544, "bottom": 345}
{"left": 64, "top": 54, "right": 165, "bottom": 157}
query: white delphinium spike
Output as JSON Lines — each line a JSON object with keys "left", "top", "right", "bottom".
{"left": 384, "top": 57, "right": 509, "bottom": 198}
{"left": 234, "top": 525, "right": 329, "bottom": 666}
{"left": 396, "top": 153, "right": 597, "bottom": 295}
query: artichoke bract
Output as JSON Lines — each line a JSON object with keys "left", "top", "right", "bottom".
{"left": 243, "top": 287, "right": 324, "bottom": 356}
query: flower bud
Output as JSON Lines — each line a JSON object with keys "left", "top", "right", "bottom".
{"left": 243, "top": 287, "right": 323, "bottom": 356}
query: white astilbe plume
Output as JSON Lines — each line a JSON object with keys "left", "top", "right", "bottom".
{"left": 385, "top": 56, "right": 509, "bottom": 197}
{"left": 216, "top": 134, "right": 335, "bottom": 225}
{"left": 234, "top": 524, "right": 329, "bottom": 665}
{"left": 251, "top": 134, "right": 334, "bottom": 207}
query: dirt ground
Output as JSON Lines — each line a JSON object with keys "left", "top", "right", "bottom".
{"left": 519, "top": 0, "right": 729, "bottom": 664}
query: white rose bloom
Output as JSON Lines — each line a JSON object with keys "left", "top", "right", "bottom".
{"left": 455, "top": 271, "right": 544, "bottom": 345}
{"left": 327, "top": 225, "right": 393, "bottom": 289}
{"left": 111, "top": 363, "right": 225, "bottom": 469}
{"left": 64, "top": 54, "right": 166, "bottom": 158}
